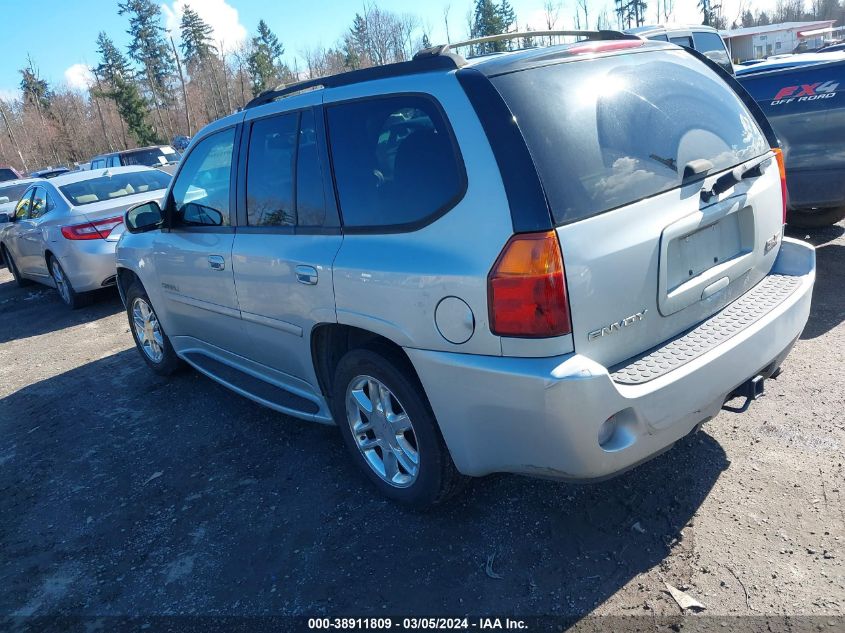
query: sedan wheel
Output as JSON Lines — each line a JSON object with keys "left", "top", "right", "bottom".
{"left": 51, "top": 259, "right": 72, "bottom": 305}
{"left": 132, "top": 297, "right": 165, "bottom": 363}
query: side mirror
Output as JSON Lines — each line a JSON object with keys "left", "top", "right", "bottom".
{"left": 0, "top": 212, "right": 10, "bottom": 224}
{"left": 125, "top": 200, "right": 163, "bottom": 234}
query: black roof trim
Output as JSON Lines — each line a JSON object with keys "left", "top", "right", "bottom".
{"left": 244, "top": 54, "right": 467, "bottom": 110}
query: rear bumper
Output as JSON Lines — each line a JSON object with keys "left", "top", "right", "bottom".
{"left": 787, "top": 167, "right": 845, "bottom": 210}
{"left": 407, "top": 238, "right": 815, "bottom": 480}
{"left": 58, "top": 239, "right": 118, "bottom": 293}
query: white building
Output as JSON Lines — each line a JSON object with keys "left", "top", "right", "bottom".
{"left": 720, "top": 20, "right": 836, "bottom": 61}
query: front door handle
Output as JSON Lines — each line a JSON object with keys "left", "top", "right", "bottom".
{"left": 295, "top": 265, "right": 318, "bottom": 285}
{"left": 208, "top": 255, "right": 225, "bottom": 271}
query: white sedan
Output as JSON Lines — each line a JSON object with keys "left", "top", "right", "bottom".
{"left": 0, "top": 166, "right": 170, "bottom": 308}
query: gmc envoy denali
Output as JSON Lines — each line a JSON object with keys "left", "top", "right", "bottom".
{"left": 115, "top": 31, "right": 816, "bottom": 507}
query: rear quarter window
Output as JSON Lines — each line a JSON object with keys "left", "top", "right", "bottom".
{"left": 326, "top": 94, "right": 465, "bottom": 231}
{"left": 491, "top": 49, "right": 768, "bottom": 224}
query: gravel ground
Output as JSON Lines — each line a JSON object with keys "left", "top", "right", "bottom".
{"left": 0, "top": 223, "right": 843, "bottom": 629}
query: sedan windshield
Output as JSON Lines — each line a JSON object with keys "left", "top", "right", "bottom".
{"left": 122, "top": 146, "right": 181, "bottom": 167}
{"left": 59, "top": 171, "right": 171, "bottom": 206}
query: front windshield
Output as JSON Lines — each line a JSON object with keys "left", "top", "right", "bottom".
{"left": 0, "top": 182, "right": 30, "bottom": 204}
{"left": 59, "top": 170, "right": 171, "bottom": 206}
{"left": 122, "top": 146, "right": 181, "bottom": 167}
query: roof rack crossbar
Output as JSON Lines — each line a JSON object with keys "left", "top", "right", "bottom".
{"left": 439, "top": 29, "right": 638, "bottom": 54}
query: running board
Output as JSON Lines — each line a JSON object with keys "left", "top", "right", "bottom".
{"left": 182, "top": 351, "right": 322, "bottom": 418}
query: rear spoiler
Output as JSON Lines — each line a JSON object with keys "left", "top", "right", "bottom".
{"left": 680, "top": 47, "right": 781, "bottom": 149}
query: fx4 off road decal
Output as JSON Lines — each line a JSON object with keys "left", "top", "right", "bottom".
{"left": 771, "top": 81, "right": 839, "bottom": 105}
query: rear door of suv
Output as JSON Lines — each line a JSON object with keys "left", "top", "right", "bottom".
{"left": 489, "top": 47, "right": 783, "bottom": 368}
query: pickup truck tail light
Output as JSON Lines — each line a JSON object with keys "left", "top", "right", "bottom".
{"left": 772, "top": 148, "right": 787, "bottom": 224}
{"left": 61, "top": 216, "right": 123, "bottom": 240}
{"left": 488, "top": 230, "right": 572, "bottom": 338}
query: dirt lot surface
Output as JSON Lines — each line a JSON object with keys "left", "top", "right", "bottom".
{"left": 0, "top": 224, "right": 843, "bottom": 630}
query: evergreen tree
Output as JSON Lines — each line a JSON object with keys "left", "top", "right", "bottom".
{"left": 741, "top": 10, "right": 754, "bottom": 27}
{"left": 118, "top": 0, "right": 176, "bottom": 100}
{"left": 499, "top": 0, "right": 517, "bottom": 32}
{"left": 421, "top": 33, "right": 433, "bottom": 49}
{"left": 350, "top": 13, "right": 370, "bottom": 61}
{"left": 247, "top": 20, "right": 284, "bottom": 96}
{"left": 521, "top": 25, "right": 536, "bottom": 49}
{"left": 472, "top": 0, "right": 506, "bottom": 54}
{"left": 756, "top": 11, "right": 770, "bottom": 25}
{"left": 19, "top": 64, "right": 51, "bottom": 110}
{"left": 180, "top": 4, "right": 218, "bottom": 66}
{"left": 499, "top": 0, "right": 517, "bottom": 49}
{"left": 94, "top": 32, "right": 159, "bottom": 146}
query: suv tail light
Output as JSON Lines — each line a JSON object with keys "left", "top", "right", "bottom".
{"left": 61, "top": 216, "right": 123, "bottom": 240}
{"left": 772, "top": 148, "right": 787, "bottom": 224}
{"left": 488, "top": 230, "right": 572, "bottom": 338}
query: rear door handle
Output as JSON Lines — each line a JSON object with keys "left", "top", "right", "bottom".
{"left": 208, "top": 255, "right": 225, "bottom": 271}
{"left": 295, "top": 265, "right": 318, "bottom": 285}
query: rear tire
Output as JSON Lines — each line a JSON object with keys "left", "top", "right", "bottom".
{"left": 787, "top": 206, "right": 845, "bottom": 228}
{"left": 3, "top": 245, "right": 32, "bottom": 288}
{"left": 331, "top": 347, "right": 466, "bottom": 508}
{"left": 49, "top": 256, "right": 92, "bottom": 309}
{"left": 125, "top": 281, "right": 182, "bottom": 376}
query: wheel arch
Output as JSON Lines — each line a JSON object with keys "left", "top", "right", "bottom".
{"left": 311, "top": 324, "right": 425, "bottom": 405}
{"left": 116, "top": 266, "right": 141, "bottom": 306}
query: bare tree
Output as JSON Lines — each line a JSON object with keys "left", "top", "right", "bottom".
{"left": 443, "top": 3, "right": 452, "bottom": 44}
{"left": 544, "top": 0, "right": 562, "bottom": 44}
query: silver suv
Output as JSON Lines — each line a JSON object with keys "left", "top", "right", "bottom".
{"left": 116, "top": 32, "right": 816, "bottom": 507}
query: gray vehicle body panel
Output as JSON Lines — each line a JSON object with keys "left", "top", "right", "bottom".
{"left": 116, "top": 46, "right": 815, "bottom": 482}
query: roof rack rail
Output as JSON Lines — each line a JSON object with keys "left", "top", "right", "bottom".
{"left": 244, "top": 53, "right": 466, "bottom": 110}
{"left": 417, "top": 29, "right": 638, "bottom": 58}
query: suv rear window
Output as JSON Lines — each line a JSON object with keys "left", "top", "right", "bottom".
{"left": 491, "top": 49, "right": 768, "bottom": 224}
{"left": 327, "top": 95, "right": 465, "bottom": 230}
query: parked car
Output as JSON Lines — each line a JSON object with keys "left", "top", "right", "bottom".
{"left": 116, "top": 33, "right": 815, "bottom": 507}
{"left": 29, "top": 166, "right": 71, "bottom": 179}
{"left": 0, "top": 165, "right": 23, "bottom": 182}
{"left": 90, "top": 145, "right": 182, "bottom": 175}
{"left": 0, "top": 166, "right": 170, "bottom": 308}
{"left": 735, "top": 53, "right": 845, "bottom": 226}
{"left": 625, "top": 24, "right": 733, "bottom": 73}
{"left": 171, "top": 135, "right": 191, "bottom": 151}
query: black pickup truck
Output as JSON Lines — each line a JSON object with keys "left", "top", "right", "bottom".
{"left": 736, "top": 55, "right": 845, "bottom": 227}
{"left": 628, "top": 25, "right": 845, "bottom": 227}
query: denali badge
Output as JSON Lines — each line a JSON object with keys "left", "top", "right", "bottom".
{"left": 588, "top": 309, "right": 648, "bottom": 341}
{"left": 764, "top": 232, "right": 780, "bottom": 255}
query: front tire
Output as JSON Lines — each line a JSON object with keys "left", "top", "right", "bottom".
{"left": 125, "top": 281, "right": 182, "bottom": 376}
{"left": 3, "top": 245, "right": 32, "bottom": 288}
{"left": 787, "top": 206, "right": 845, "bottom": 228}
{"left": 49, "top": 256, "right": 91, "bottom": 309}
{"left": 331, "top": 348, "right": 465, "bottom": 508}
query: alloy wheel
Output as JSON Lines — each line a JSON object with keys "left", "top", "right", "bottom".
{"left": 51, "top": 259, "right": 71, "bottom": 305}
{"left": 345, "top": 375, "right": 420, "bottom": 488}
{"left": 132, "top": 297, "right": 164, "bottom": 363}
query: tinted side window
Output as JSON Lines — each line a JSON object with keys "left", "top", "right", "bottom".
{"left": 647, "top": 34, "right": 669, "bottom": 42}
{"left": 91, "top": 159, "right": 106, "bottom": 169}
{"left": 327, "top": 95, "right": 464, "bottom": 229}
{"left": 296, "top": 109, "right": 326, "bottom": 227}
{"left": 170, "top": 127, "right": 235, "bottom": 227}
{"left": 246, "top": 113, "right": 297, "bottom": 226}
{"left": 670, "top": 36, "right": 693, "bottom": 48}
{"left": 492, "top": 50, "right": 768, "bottom": 224}
{"left": 693, "top": 31, "right": 732, "bottom": 70}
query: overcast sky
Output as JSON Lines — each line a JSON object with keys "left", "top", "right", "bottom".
{"left": 0, "top": 0, "right": 784, "bottom": 100}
